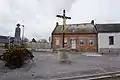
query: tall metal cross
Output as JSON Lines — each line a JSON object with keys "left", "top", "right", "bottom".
{"left": 56, "top": 9, "right": 71, "bottom": 48}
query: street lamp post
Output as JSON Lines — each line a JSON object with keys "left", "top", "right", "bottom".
{"left": 7, "top": 36, "right": 10, "bottom": 50}
{"left": 22, "top": 25, "right": 24, "bottom": 44}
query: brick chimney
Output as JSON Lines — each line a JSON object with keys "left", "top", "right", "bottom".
{"left": 91, "top": 20, "right": 95, "bottom": 25}
{"left": 56, "top": 22, "right": 59, "bottom": 26}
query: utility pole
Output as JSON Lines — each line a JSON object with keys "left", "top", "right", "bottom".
{"left": 22, "top": 25, "right": 24, "bottom": 44}
{"left": 8, "top": 36, "right": 10, "bottom": 49}
{"left": 56, "top": 9, "right": 71, "bottom": 48}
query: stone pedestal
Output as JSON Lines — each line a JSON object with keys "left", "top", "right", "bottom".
{"left": 57, "top": 48, "right": 71, "bottom": 64}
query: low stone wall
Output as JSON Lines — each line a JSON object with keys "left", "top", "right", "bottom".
{"left": 27, "top": 48, "right": 53, "bottom": 52}
{"left": 26, "top": 42, "right": 51, "bottom": 49}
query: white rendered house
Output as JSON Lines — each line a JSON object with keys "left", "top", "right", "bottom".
{"left": 96, "top": 24, "right": 120, "bottom": 53}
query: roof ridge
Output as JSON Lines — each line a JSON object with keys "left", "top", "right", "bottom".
{"left": 58, "top": 23, "right": 91, "bottom": 26}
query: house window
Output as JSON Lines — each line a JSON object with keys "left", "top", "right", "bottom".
{"left": 80, "top": 40, "right": 84, "bottom": 46}
{"left": 89, "top": 40, "right": 94, "bottom": 46}
{"left": 109, "top": 36, "right": 114, "bottom": 45}
{"left": 55, "top": 38, "right": 60, "bottom": 45}
{"left": 64, "top": 38, "right": 67, "bottom": 45}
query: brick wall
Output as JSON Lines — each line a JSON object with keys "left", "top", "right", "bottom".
{"left": 52, "top": 33, "right": 97, "bottom": 52}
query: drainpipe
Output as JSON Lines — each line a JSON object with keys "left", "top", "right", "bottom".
{"left": 96, "top": 33, "right": 98, "bottom": 52}
{"left": 94, "top": 23, "right": 98, "bottom": 52}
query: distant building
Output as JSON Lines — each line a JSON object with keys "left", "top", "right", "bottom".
{"left": 0, "top": 35, "right": 14, "bottom": 46}
{"left": 51, "top": 21, "right": 97, "bottom": 52}
{"left": 0, "top": 23, "right": 21, "bottom": 47}
{"left": 31, "top": 38, "right": 37, "bottom": 43}
{"left": 95, "top": 24, "right": 120, "bottom": 53}
{"left": 14, "top": 24, "right": 21, "bottom": 45}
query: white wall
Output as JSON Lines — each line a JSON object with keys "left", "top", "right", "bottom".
{"left": 98, "top": 33, "right": 120, "bottom": 49}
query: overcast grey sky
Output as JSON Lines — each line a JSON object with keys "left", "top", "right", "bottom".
{"left": 0, "top": 0, "right": 120, "bottom": 40}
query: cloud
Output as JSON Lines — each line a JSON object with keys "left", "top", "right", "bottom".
{"left": 0, "top": 0, "right": 76, "bottom": 40}
{"left": 68, "top": 0, "right": 120, "bottom": 24}
{"left": 1, "top": 0, "right": 120, "bottom": 41}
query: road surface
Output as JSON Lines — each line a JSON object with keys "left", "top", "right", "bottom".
{"left": 0, "top": 52, "right": 120, "bottom": 80}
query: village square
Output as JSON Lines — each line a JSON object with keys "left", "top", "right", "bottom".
{"left": 0, "top": 8, "right": 120, "bottom": 80}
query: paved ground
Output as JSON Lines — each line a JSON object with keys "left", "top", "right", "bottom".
{"left": 0, "top": 52, "right": 120, "bottom": 80}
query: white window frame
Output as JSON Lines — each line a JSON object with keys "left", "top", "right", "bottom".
{"left": 64, "top": 38, "right": 67, "bottom": 44}
{"left": 89, "top": 40, "right": 94, "bottom": 46}
{"left": 80, "top": 40, "right": 84, "bottom": 46}
{"left": 55, "top": 37, "right": 60, "bottom": 45}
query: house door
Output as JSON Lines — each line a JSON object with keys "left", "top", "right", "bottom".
{"left": 71, "top": 39, "right": 76, "bottom": 49}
